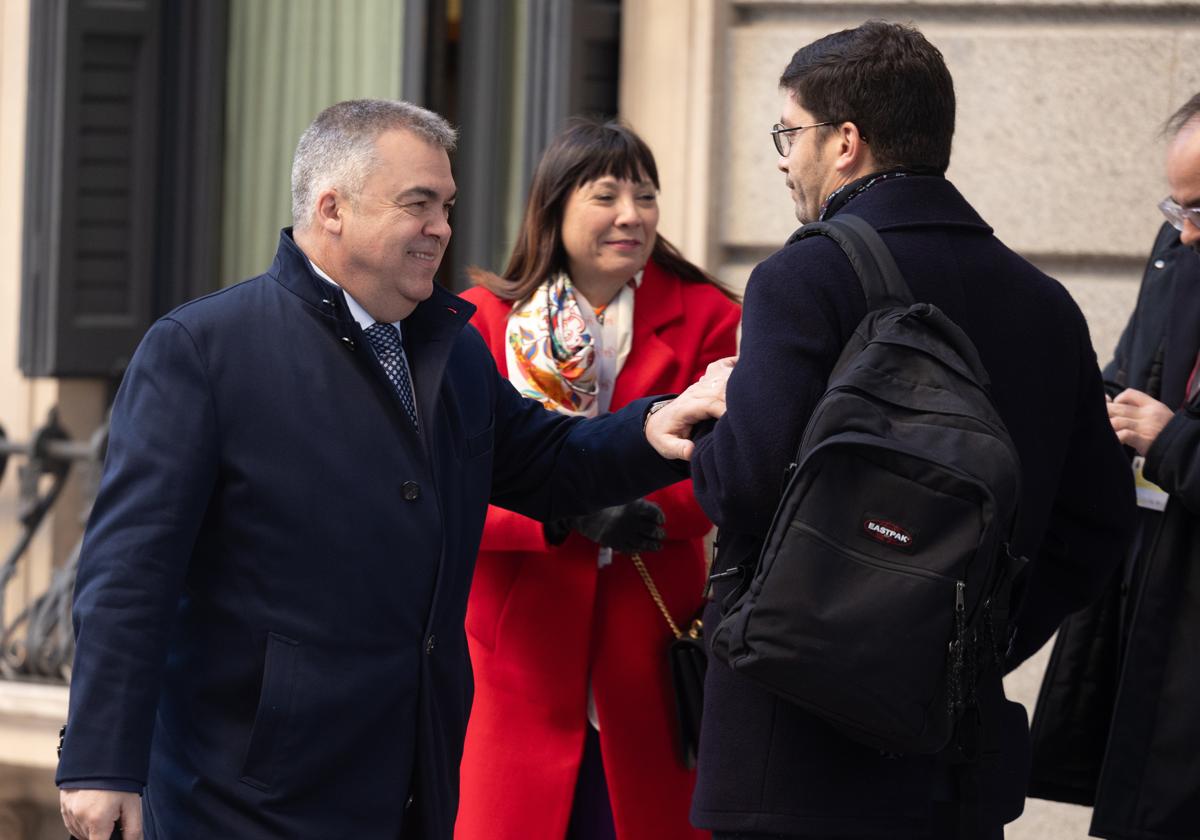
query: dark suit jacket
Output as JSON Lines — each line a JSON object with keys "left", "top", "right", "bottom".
{"left": 689, "top": 176, "right": 1135, "bottom": 835}
{"left": 56, "top": 230, "right": 684, "bottom": 839}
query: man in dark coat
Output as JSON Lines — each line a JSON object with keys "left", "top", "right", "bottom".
{"left": 1029, "top": 92, "right": 1200, "bottom": 840}
{"left": 688, "top": 22, "right": 1135, "bottom": 839}
{"left": 55, "top": 100, "right": 728, "bottom": 840}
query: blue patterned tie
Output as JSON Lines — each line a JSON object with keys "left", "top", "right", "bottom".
{"left": 364, "top": 322, "right": 419, "bottom": 431}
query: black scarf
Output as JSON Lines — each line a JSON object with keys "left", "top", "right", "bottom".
{"left": 818, "top": 167, "right": 940, "bottom": 221}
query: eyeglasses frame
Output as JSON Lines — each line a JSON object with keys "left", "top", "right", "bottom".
{"left": 770, "top": 121, "right": 836, "bottom": 157}
{"left": 1159, "top": 196, "right": 1200, "bottom": 232}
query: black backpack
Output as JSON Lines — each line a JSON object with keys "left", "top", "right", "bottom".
{"left": 709, "top": 214, "right": 1026, "bottom": 757}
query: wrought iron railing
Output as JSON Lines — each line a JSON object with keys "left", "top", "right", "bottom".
{"left": 0, "top": 410, "right": 107, "bottom": 683}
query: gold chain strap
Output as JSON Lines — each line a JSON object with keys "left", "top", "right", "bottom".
{"left": 630, "top": 552, "right": 684, "bottom": 640}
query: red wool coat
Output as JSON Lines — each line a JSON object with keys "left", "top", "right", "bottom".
{"left": 455, "top": 260, "right": 740, "bottom": 840}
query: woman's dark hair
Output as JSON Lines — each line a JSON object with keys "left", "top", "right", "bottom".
{"left": 779, "top": 20, "right": 955, "bottom": 174}
{"left": 469, "top": 117, "right": 728, "bottom": 301}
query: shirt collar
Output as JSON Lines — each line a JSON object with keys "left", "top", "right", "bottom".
{"left": 308, "top": 260, "right": 402, "bottom": 336}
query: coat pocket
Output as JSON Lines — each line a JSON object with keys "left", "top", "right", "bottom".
{"left": 465, "top": 419, "right": 494, "bottom": 459}
{"left": 979, "top": 697, "right": 1032, "bottom": 825}
{"left": 240, "top": 632, "right": 299, "bottom": 790}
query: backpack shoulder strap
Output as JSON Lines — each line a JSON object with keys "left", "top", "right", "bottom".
{"left": 789, "top": 214, "right": 915, "bottom": 311}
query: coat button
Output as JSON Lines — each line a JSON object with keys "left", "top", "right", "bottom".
{"left": 425, "top": 634, "right": 436, "bottom": 654}
{"left": 1154, "top": 259, "right": 1166, "bottom": 269}
{"left": 405, "top": 793, "right": 415, "bottom": 810}
{"left": 402, "top": 481, "right": 420, "bottom": 501}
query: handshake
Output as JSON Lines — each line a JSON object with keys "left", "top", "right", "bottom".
{"left": 547, "top": 356, "right": 736, "bottom": 553}
{"left": 643, "top": 356, "right": 736, "bottom": 461}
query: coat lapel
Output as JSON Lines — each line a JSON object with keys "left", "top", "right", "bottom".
{"left": 271, "top": 229, "right": 477, "bottom": 441}
{"left": 610, "top": 260, "right": 684, "bottom": 408}
{"left": 403, "top": 285, "right": 476, "bottom": 435}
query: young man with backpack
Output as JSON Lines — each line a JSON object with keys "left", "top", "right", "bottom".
{"left": 688, "top": 21, "right": 1135, "bottom": 839}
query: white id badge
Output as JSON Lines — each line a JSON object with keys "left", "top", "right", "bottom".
{"left": 1132, "top": 455, "right": 1169, "bottom": 511}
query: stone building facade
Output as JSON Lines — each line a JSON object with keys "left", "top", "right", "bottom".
{"left": 1, "top": 0, "right": 1197, "bottom": 836}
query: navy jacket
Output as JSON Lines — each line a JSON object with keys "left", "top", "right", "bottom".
{"left": 689, "top": 176, "right": 1135, "bottom": 835}
{"left": 56, "top": 231, "right": 685, "bottom": 839}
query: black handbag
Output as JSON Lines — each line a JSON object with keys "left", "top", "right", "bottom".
{"left": 631, "top": 553, "right": 706, "bottom": 769}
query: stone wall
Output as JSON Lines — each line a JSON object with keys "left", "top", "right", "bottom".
{"left": 623, "top": 0, "right": 1200, "bottom": 362}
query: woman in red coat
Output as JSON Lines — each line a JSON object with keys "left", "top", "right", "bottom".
{"left": 455, "top": 120, "right": 740, "bottom": 840}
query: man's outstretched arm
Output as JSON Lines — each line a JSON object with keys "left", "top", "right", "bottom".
{"left": 487, "top": 344, "right": 735, "bottom": 521}
{"left": 644, "top": 357, "right": 735, "bottom": 460}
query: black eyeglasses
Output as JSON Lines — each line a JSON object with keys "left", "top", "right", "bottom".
{"left": 771, "top": 121, "right": 834, "bottom": 156}
{"left": 1160, "top": 196, "right": 1200, "bottom": 232}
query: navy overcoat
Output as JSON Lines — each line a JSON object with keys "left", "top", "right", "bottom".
{"left": 56, "top": 231, "right": 685, "bottom": 839}
{"left": 688, "top": 176, "right": 1136, "bottom": 836}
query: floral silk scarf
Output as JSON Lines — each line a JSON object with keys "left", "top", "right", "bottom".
{"left": 504, "top": 272, "right": 636, "bottom": 417}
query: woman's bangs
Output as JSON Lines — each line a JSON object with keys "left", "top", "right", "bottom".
{"left": 571, "top": 135, "right": 658, "bottom": 190}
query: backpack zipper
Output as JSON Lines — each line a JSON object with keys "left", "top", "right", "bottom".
{"left": 790, "top": 521, "right": 956, "bottom": 583}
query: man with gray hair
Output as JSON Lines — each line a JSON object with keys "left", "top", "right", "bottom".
{"left": 55, "top": 99, "right": 727, "bottom": 840}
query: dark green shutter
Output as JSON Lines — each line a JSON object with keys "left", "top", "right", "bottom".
{"left": 21, "top": 0, "right": 162, "bottom": 377}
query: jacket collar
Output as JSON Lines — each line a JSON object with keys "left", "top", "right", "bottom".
{"left": 270, "top": 227, "right": 476, "bottom": 334}
{"left": 824, "top": 175, "right": 993, "bottom": 235}
{"left": 1160, "top": 234, "right": 1200, "bottom": 406}
{"left": 632, "top": 258, "right": 685, "bottom": 332}
{"left": 270, "top": 228, "right": 478, "bottom": 434}
{"left": 610, "top": 258, "right": 686, "bottom": 407}
{"left": 403, "top": 283, "right": 477, "bottom": 434}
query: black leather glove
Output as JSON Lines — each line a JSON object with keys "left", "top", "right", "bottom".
{"left": 544, "top": 499, "right": 666, "bottom": 553}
